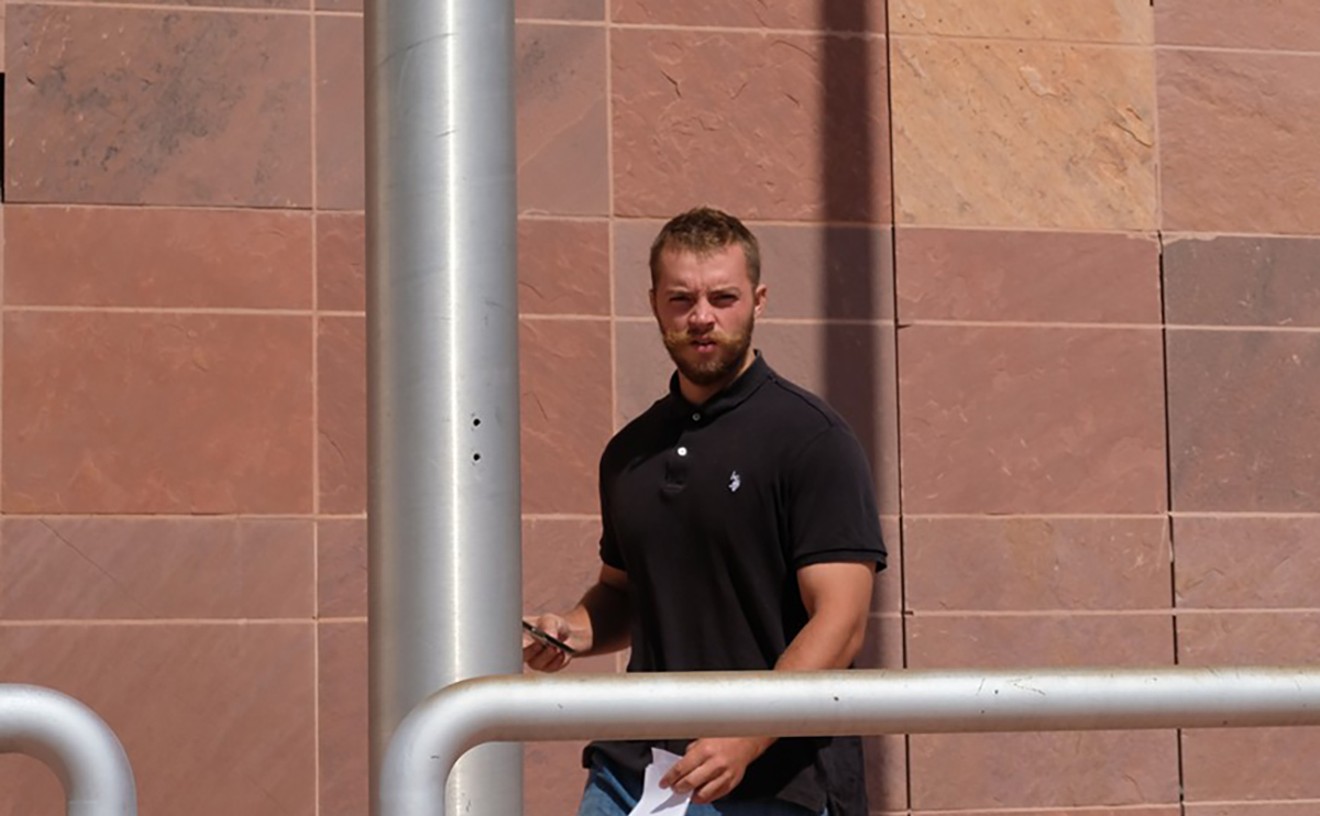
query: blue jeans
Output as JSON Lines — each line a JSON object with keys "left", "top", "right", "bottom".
{"left": 578, "top": 755, "right": 824, "bottom": 816}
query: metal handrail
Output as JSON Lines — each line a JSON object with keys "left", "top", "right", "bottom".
{"left": 380, "top": 666, "right": 1320, "bottom": 816}
{"left": 0, "top": 684, "right": 137, "bottom": 816}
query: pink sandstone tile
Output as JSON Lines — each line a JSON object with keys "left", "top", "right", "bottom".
{"left": 1175, "top": 517, "right": 1320, "bottom": 609}
{"left": 1161, "top": 49, "right": 1320, "bottom": 234}
{"left": 5, "top": 206, "right": 313, "bottom": 309}
{"left": 318, "top": 518, "right": 367, "bottom": 618}
{"left": 896, "top": 228, "right": 1161, "bottom": 324}
{"left": 317, "top": 15, "right": 365, "bottom": 210}
{"left": 905, "top": 517, "right": 1171, "bottom": 612}
{"left": 319, "top": 621, "right": 368, "bottom": 816}
{"left": 613, "top": 29, "right": 889, "bottom": 222}
{"left": 1157, "top": 0, "right": 1320, "bottom": 51}
{"left": 613, "top": 0, "right": 885, "bottom": 31}
{"left": 899, "top": 325, "right": 1167, "bottom": 514}
{"left": 0, "top": 517, "right": 314, "bottom": 619}
{"left": 3, "top": 312, "right": 313, "bottom": 514}
{"left": 1163, "top": 235, "right": 1320, "bottom": 328}
{"left": 317, "top": 212, "right": 366, "bottom": 313}
{"left": 520, "top": 319, "right": 613, "bottom": 514}
{"left": 5, "top": 6, "right": 311, "bottom": 207}
{"left": 518, "top": 219, "right": 611, "bottom": 316}
{"left": 318, "top": 316, "right": 366, "bottom": 514}
{"left": 519, "top": 0, "right": 604, "bottom": 20}
{"left": 518, "top": 24, "right": 609, "bottom": 215}
{"left": 0, "top": 623, "right": 315, "bottom": 816}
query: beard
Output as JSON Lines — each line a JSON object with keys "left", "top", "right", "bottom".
{"left": 661, "top": 317, "right": 755, "bottom": 388}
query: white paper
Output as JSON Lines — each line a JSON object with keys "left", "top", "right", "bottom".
{"left": 627, "top": 747, "right": 692, "bottom": 816}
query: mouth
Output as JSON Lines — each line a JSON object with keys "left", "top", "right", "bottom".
{"left": 690, "top": 337, "right": 719, "bottom": 353}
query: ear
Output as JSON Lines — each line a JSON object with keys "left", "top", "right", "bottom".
{"left": 753, "top": 284, "right": 768, "bottom": 318}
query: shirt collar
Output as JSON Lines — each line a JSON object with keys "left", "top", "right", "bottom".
{"left": 667, "top": 351, "right": 772, "bottom": 421}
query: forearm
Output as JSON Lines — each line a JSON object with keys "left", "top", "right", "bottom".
{"left": 773, "top": 607, "right": 868, "bottom": 672}
{"left": 562, "top": 579, "right": 632, "bottom": 656}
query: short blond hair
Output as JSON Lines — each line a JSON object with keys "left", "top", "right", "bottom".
{"left": 648, "top": 207, "right": 761, "bottom": 287}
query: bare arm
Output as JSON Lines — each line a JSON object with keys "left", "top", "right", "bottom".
{"left": 663, "top": 561, "right": 875, "bottom": 803}
{"left": 524, "top": 564, "right": 632, "bottom": 672}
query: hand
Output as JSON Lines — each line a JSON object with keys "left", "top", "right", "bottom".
{"left": 660, "top": 736, "right": 774, "bottom": 804}
{"left": 522, "top": 613, "right": 574, "bottom": 673}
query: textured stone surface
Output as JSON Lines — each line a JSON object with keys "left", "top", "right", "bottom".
{"left": 0, "top": 624, "right": 315, "bottom": 816}
{"left": 899, "top": 326, "right": 1166, "bottom": 513}
{"left": 862, "top": 735, "right": 908, "bottom": 813}
{"left": 1157, "top": 0, "right": 1320, "bottom": 50}
{"left": 317, "top": 212, "right": 366, "bottom": 312}
{"left": 897, "top": 228, "right": 1160, "bottom": 323}
{"left": 0, "top": 518, "right": 313, "bottom": 619}
{"left": 613, "top": 30, "right": 889, "bottom": 222}
{"left": 518, "top": 24, "right": 609, "bottom": 215}
{"left": 521, "top": 319, "right": 613, "bottom": 514}
{"left": 519, "top": 0, "right": 604, "bottom": 19}
{"left": 614, "top": 220, "right": 894, "bottom": 321}
{"left": 317, "top": 15, "right": 364, "bottom": 210}
{"left": 1168, "top": 330, "right": 1320, "bottom": 512}
{"left": 5, "top": 6, "right": 311, "bottom": 206}
{"left": 525, "top": 742, "right": 592, "bottom": 816}
{"left": 892, "top": 0, "right": 1153, "bottom": 42}
{"left": 1186, "top": 806, "right": 1320, "bottom": 816}
{"left": 908, "top": 614, "right": 1174, "bottom": 668}
{"left": 519, "top": 219, "right": 611, "bottom": 315}
{"left": 905, "top": 517, "right": 1171, "bottom": 612}
{"left": 855, "top": 615, "right": 904, "bottom": 671}
{"left": 318, "top": 518, "right": 367, "bottom": 618}
{"left": 319, "top": 317, "right": 366, "bottom": 514}
{"left": 891, "top": 37, "right": 1156, "bottom": 229}
{"left": 873, "top": 517, "right": 901, "bottom": 613}
{"left": 85, "top": 0, "right": 304, "bottom": 6}
{"left": 1161, "top": 49, "right": 1320, "bottom": 233}
{"left": 612, "top": 0, "right": 885, "bottom": 31}
{"left": 5, "top": 206, "right": 312, "bottom": 308}
{"left": 910, "top": 730, "right": 1179, "bottom": 810}
{"left": 3, "top": 313, "right": 313, "bottom": 513}
{"left": 1164, "top": 236, "right": 1320, "bottom": 328}
{"left": 523, "top": 517, "right": 603, "bottom": 614}
{"left": 319, "top": 622, "right": 367, "bottom": 816}
{"left": 1176, "top": 517, "right": 1320, "bottom": 609}
{"left": 1180, "top": 614, "right": 1320, "bottom": 802}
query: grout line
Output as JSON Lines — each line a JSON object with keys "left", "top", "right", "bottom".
{"left": 519, "top": 313, "right": 612, "bottom": 322}
{"left": 605, "top": 11, "right": 620, "bottom": 434}
{"left": 520, "top": 18, "right": 887, "bottom": 39}
{"left": 309, "top": 9, "right": 322, "bottom": 816}
{"left": 906, "top": 608, "right": 1320, "bottom": 618}
{"left": 1156, "top": 42, "right": 1320, "bottom": 58}
{"left": 5, "top": 0, "right": 359, "bottom": 16}
{"left": 0, "top": 618, "right": 322, "bottom": 627}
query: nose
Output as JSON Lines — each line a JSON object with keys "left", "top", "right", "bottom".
{"left": 688, "top": 298, "right": 715, "bottom": 331}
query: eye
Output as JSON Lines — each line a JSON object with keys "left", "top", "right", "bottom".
{"left": 711, "top": 293, "right": 737, "bottom": 305}
{"left": 669, "top": 294, "right": 693, "bottom": 305}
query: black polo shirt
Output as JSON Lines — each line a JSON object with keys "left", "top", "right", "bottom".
{"left": 585, "top": 354, "right": 886, "bottom": 816}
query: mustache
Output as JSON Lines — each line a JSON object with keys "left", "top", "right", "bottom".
{"left": 662, "top": 328, "right": 741, "bottom": 345}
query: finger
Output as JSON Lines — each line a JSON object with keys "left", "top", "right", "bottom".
{"left": 691, "top": 771, "right": 733, "bottom": 805}
{"left": 668, "top": 758, "right": 720, "bottom": 795}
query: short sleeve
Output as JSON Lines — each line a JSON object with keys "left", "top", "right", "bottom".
{"left": 598, "top": 446, "right": 626, "bottom": 570}
{"left": 786, "top": 425, "right": 887, "bottom": 571}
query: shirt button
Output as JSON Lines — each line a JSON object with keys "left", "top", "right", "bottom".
{"left": 691, "top": 413, "right": 701, "bottom": 422}
{"left": 677, "top": 446, "right": 688, "bottom": 457}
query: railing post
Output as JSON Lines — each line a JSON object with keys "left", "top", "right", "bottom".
{"left": 0, "top": 684, "right": 137, "bottom": 816}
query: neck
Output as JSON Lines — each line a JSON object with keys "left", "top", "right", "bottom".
{"left": 678, "top": 351, "right": 756, "bottom": 405}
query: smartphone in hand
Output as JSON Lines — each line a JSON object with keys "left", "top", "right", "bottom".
{"left": 522, "top": 620, "right": 577, "bottom": 655}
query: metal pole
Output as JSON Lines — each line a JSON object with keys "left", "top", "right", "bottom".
{"left": 381, "top": 667, "right": 1320, "bottom": 816}
{"left": 365, "top": 0, "right": 522, "bottom": 813}
{"left": 0, "top": 684, "right": 137, "bottom": 816}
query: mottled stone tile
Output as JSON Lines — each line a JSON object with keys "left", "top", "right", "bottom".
{"left": 319, "top": 316, "right": 366, "bottom": 514}
{"left": 615, "top": 220, "right": 894, "bottom": 321}
{"left": 899, "top": 326, "right": 1167, "bottom": 514}
{"left": 319, "top": 621, "right": 367, "bottom": 816}
{"left": 1161, "top": 49, "right": 1320, "bottom": 233}
{"left": 613, "top": 30, "right": 889, "bottom": 221}
{"left": 908, "top": 613, "right": 1174, "bottom": 669}
{"left": 521, "top": 319, "right": 613, "bottom": 514}
{"left": 317, "top": 0, "right": 361, "bottom": 9}
{"left": 1164, "top": 235, "right": 1320, "bottom": 328}
{"left": 519, "top": 219, "right": 611, "bottom": 315}
{"left": 317, "top": 15, "right": 365, "bottom": 210}
{"left": 3, "top": 313, "right": 313, "bottom": 514}
{"left": 614, "top": 320, "right": 674, "bottom": 428}
{"left": 932, "top": 810, "right": 1179, "bottom": 816}
{"left": 1176, "top": 517, "right": 1320, "bottom": 609}
{"left": 905, "top": 517, "right": 1171, "bottom": 612}
{"left": 855, "top": 614, "right": 904, "bottom": 671}
{"left": 86, "top": 0, "right": 303, "bottom": 6}
{"left": 1168, "top": 330, "right": 1320, "bottom": 512}
{"left": 1186, "top": 806, "right": 1320, "bottom": 816}
{"left": 863, "top": 735, "right": 908, "bottom": 814}
{"left": 910, "top": 730, "right": 1179, "bottom": 811}
{"left": 1179, "top": 614, "right": 1320, "bottom": 803}
{"left": 520, "top": 0, "right": 604, "bottom": 20}
{"left": 5, "top": 206, "right": 312, "bottom": 309}
{"left": 317, "top": 212, "right": 366, "bottom": 312}
{"left": 518, "top": 24, "right": 609, "bottom": 215}
{"left": 1157, "top": 0, "right": 1320, "bottom": 51}
{"left": 612, "top": 0, "right": 885, "bottom": 31}
{"left": 892, "top": 0, "right": 1153, "bottom": 42}
{"left": 0, "top": 624, "right": 315, "bottom": 816}
{"left": 897, "top": 228, "right": 1160, "bottom": 323}
{"left": 523, "top": 517, "right": 603, "bottom": 614}
{"left": 318, "top": 518, "right": 367, "bottom": 618}
{"left": 0, "top": 518, "right": 313, "bottom": 620}
{"left": 873, "top": 516, "right": 901, "bottom": 613}
{"left": 891, "top": 37, "right": 1156, "bottom": 229}
{"left": 5, "top": 6, "right": 311, "bottom": 207}
{"left": 525, "top": 742, "right": 591, "bottom": 816}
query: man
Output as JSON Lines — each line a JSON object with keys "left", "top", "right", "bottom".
{"left": 524, "top": 207, "right": 886, "bottom": 816}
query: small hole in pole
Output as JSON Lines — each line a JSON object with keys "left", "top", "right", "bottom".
{"left": 473, "top": 453, "right": 481, "bottom": 462}
{"left": 473, "top": 418, "right": 481, "bottom": 427}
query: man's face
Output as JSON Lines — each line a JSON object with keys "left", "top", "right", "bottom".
{"left": 649, "top": 244, "right": 767, "bottom": 392}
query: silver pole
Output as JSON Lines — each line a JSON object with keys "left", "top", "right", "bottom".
{"left": 365, "top": 0, "right": 522, "bottom": 813}
{"left": 0, "top": 684, "right": 137, "bottom": 816}
{"left": 381, "top": 667, "right": 1320, "bottom": 816}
